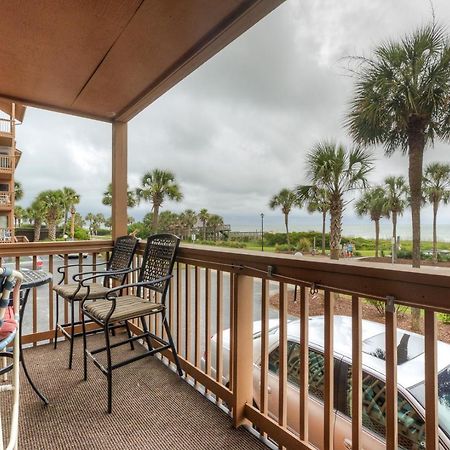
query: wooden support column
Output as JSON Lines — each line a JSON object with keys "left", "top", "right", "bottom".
{"left": 112, "top": 121, "right": 128, "bottom": 240}
{"left": 232, "top": 273, "right": 254, "bottom": 428}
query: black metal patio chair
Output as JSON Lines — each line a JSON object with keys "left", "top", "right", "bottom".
{"left": 53, "top": 235, "right": 139, "bottom": 369}
{"left": 81, "top": 233, "right": 182, "bottom": 413}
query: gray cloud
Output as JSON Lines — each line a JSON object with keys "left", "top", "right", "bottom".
{"left": 14, "top": 0, "right": 450, "bottom": 236}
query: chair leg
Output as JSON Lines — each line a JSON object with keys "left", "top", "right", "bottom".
{"left": 54, "top": 294, "right": 59, "bottom": 349}
{"left": 124, "top": 321, "right": 135, "bottom": 350}
{"left": 81, "top": 311, "right": 88, "bottom": 381}
{"left": 139, "top": 316, "right": 153, "bottom": 351}
{"left": 68, "top": 300, "right": 75, "bottom": 369}
{"left": 104, "top": 322, "right": 113, "bottom": 414}
{"left": 162, "top": 315, "right": 183, "bottom": 377}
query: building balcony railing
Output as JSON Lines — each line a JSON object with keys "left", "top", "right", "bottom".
{"left": 1, "top": 240, "right": 449, "bottom": 449}
{"left": 0, "top": 118, "right": 14, "bottom": 136}
{"left": 0, "top": 155, "right": 14, "bottom": 174}
{"left": 0, "top": 191, "right": 13, "bottom": 207}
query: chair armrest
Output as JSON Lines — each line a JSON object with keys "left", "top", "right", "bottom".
{"left": 77, "top": 266, "right": 140, "bottom": 285}
{"left": 104, "top": 275, "right": 172, "bottom": 300}
{"left": 57, "top": 261, "right": 107, "bottom": 274}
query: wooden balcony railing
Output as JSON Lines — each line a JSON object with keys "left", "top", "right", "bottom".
{"left": 0, "top": 191, "right": 13, "bottom": 207}
{"left": 0, "top": 118, "right": 12, "bottom": 135}
{"left": 2, "top": 240, "right": 450, "bottom": 449}
{"left": 0, "top": 155, "right": 14, "bottom": 173}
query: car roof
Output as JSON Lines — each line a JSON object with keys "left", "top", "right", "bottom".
{"left": 285, "top": 315, "right": 450, "bottom": 389}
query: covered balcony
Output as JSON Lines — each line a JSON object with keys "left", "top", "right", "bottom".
{"left": 0, "top": 2, "right": 448, "bottom": 450}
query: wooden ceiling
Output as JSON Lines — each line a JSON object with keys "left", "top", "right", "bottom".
{"left": 0, "top": 0, "right": 283, "bottom": 123}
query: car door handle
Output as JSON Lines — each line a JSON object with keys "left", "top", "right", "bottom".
{"left": 258, "top": 382, "right": 272, "bottom": 394}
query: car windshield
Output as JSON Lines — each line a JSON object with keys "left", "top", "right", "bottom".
{"left": 409, "top": 364, "right": 450, "bottom": 439}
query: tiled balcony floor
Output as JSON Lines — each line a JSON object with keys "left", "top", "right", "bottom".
{"left": 2, "top": 334, "right": 268, "bottom": 450}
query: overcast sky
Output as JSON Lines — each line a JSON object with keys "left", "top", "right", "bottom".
{"left": 14, "top": 0, "right": 450, "bottom": 239}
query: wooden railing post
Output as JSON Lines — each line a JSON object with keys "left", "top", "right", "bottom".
{"left": 111, "top": 120, "right": 128, "bottom": 240}
{"left": 232, "top": 273, "right": 254, "bottom": 428}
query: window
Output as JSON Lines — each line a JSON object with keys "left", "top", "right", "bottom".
{"left": 343, "top": 368, "right": 426, "bottom": 450}
{"left": 268, "top": 342, "right": 326, "bottom": 402}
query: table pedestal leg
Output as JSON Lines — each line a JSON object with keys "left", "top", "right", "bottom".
{"left": 19, "top": 289, "right": 49, "bottom": 405}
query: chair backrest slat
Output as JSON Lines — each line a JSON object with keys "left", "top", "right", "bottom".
{"left": 105, "top": 235, "right": 139, "bottom": 285}
{"left": 139, "top": 234, "right": 180, "bottom": 297}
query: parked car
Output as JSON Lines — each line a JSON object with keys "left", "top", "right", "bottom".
{"left": 2, "top": 255, "right": 44, "bottom": 270}
{"left": 203, "top": 316, "right": 450, "bottom": 449}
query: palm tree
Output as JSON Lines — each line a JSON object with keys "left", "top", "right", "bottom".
{"left": 269, "top": 189, "right": 298, "bottom": 249}
{"left": 92, "top": 213, "right": 105, "bottom": 235}
{"left": 14, "top": 205, "right": 25, "bottom": 228}
{"left": 14, "top": 181, "right": 23, "bottom": 201}
{"left": 355, "top": 187, "right": 389, "bottom": 258}
{"left": 305, "top": 141, "right": 373, "bottom": 259}
{"left": 27, "top": 199, "right": 46, "bottom": 242}
{"left": 199, "top": 208, "right": 209, "bottom": 240}
{"left": 423, "top": 162, "right": 450, "bottom": 263}
{"left": 296, "top": 186, "right": 330, "bottom": 255}
{"left": 207, "top": 214, "right": 224, "bottom": 241}
{"left": 136, "top": 169, "right": 183, "bottom": 232}
{"left": 346, "top": 23, "right": 450, "bottom": 268}
{"left": 61, "top": 187, "right": 80, "bottom": 237}
{"left": 384, "top": 176, "right": 409, "bottom": 263}
{"left": 102, "top": 183, "right": 137, "bottom": 208}
{"left": 37, "top": 190, "right": 65, "bottom": 240}
{"left": 85, "top": 213, "right": 96, "bottom": 236}
{"left": 181, "top": 209, "right": 197, "bottom": 240}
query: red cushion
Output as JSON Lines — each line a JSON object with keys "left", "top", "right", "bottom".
{"left": 0, "top": 306, "right": 17, "bottom": 339}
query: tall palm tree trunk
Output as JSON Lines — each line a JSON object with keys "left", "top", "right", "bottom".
{"left": 33, "top": 220, "right": 41, "bottom": 242}
{"left": 408, "top": 128, "right": 425, "bottom": 269}
{"left": 392, "top": 211, "right": 397, "bottom": 263}
{"left": 70, "top": 211, "right": 76, "bottom": 240}
{"left": 63, "top": 210, "right": 69, "bottom": 236}
{"left": 408, "top": 126, "right": 425, "bottom": 332}
{"left": 432, "top": 201, "right": 438, "bottom": 264}
{"left": 48, "top": 220, "right": 57, "bottom": 241}
{"left": 152, "top": 205, "right": 160, "bottom": 232}
{"left": 202, "top": 221, "right": 206, "bottom": 240}
{"left": 329, "top": 196, "right": 342, "bottom": 260}
{"left": 284, "top": 213, "right": 290, "bottom": 248}
{"left": 321, "top": 211, "right": 326, "bottom": 255}
{"left": 375, "top": 219, "right": 380, "bottom": 258}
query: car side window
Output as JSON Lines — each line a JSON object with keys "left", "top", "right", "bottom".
{"left": 343, "top": 368, "right": 426, "bottom": 449}
{"left": 268, "top": 342, "right": 326, "bottom": 402}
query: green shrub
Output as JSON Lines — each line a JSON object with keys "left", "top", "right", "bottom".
{"left": 275, "top": 244, "right": 292, "bottom": 252}
{"left": 74, "top": 228, "right": 90, "bottom": 240}
{"left": 441, "top": 314, "right": 450, "bottom": 324}
{"left": 297, "top": 238, "right": 311, "bottom": 253}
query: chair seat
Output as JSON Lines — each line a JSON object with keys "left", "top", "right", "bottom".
{"left": 85, "top": 296, "right": 164, "bottom": 322}
{"left": 0, "top": 306, "right": 17, "bottom": 340}
{"left": 53, "top": 283, "right": 111, "bottom": 301}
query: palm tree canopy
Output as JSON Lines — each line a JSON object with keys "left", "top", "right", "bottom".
{"left": 296, "top": 185, "right": 329, "bottom": 214}
{"left": 346, "top": 23, "right": 450, "bottom": 154}
{"left": 269, "top": 188, "right": 298, "bottom": 215}
{"left": 102, "top": 183, "right": 137, "bottom": 208}
{"left": 27, "top": 199, "right": 46, "bottom": 221}
{"left": 36, "top": 190, "right": 65, "bottom": 222}
{"left": 423, "top": 162, "right": 450, "bottom": 205}
{"left": 306, "top": 141, "right": 373, "bottom": 196}
{"left": 61, "top": 187, "right": 80, "bottom": 209}
{"left": 136, "top": 169, "right": 183, "bottom": 209}
{"left": 355, "top": 186, "right": 389, "bottom": 222}
{"left": 14, "top": 181, "right": 23, "bottom": 201}
{"left": 199, "top": 208, "right": 209, "bottom": 223}
{"left": 384, "top": 176, "right": 409, "bottom": 215}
